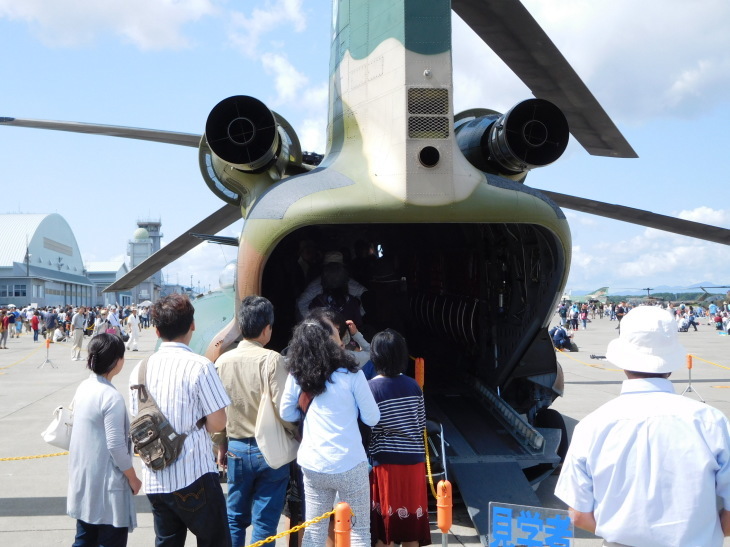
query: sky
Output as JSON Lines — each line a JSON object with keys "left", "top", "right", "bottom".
{"left": 1, "top": 0, "right": 728, "bottom": 298}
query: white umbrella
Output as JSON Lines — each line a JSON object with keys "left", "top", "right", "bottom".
{"left": 138, "top": 300, "right": 152, "bottom": 307}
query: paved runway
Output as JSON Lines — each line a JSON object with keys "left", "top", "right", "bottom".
{"left": 1, "top": 314, "right": 729, "bottom": 545}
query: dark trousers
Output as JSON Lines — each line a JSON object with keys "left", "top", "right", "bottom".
{"left": 72, "top": 519, "right": 128, "bottom": 547}
{"left": 147, "top": 472, "right": 232, "bottom": 547}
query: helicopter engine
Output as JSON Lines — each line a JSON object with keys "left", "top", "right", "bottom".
{"left": 199, "top": 95, "right": 303, "bottom": 206}
{"left": 454, "top": 98, "right": 569, "bottom": 179}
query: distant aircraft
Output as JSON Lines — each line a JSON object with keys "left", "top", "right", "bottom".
{"left": 4, "top": 0, "right": 730, "bottom": 540}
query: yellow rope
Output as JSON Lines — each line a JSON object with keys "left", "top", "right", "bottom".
{"left": 424, "top": 429, "right": 438, "bottom": 500}
{"left": 689, "top": 353, "right": 730, "bottom": 371}
{"left": 0, "top": 451, "right": 69, "bottom": 461}
{"left": 244, "top": 508, "right": 342, "bottom": 547}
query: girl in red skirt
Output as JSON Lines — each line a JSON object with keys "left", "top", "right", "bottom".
{"left": 368, "top": 329, "right": 431, "bottom": 547}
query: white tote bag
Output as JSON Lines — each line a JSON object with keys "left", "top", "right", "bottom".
{"left": 254, "top": 357, "right": 299, "bottom": 469}
{"left": 41, "top": 401, "right": 74, "bottom": 450}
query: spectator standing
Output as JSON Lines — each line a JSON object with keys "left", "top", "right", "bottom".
{"left": 280, "top": 316, "right": 380, "bottom": 547}
{"left": 30, "top": 311, "right": 40, "bottom": 342}
{"left": 555, "top": 307, "right": 730, "bottom": 546}
{"left": 214, "top": 295, "right": 297, "bottom": 547}
{"left": 70, "top": 307, "right": 86, "bottom": 361}
{"left": 368, "top": 329, "right": 431, "bottom": 547}
{"left": 125, "top": 308, "right": 140, "bottom": 351}
{"left": 0, "top": 310, "right": 8, "bottom": 349}
{"left": 67, "top": 333, "right": 141, "bottom": 546}
{"left": 128, "top": 294, "right": 232, "bottom": 547}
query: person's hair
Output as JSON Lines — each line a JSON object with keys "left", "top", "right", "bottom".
{"left": 306, "top": 307, "right": 347, "bottom": 338}
{"left": 371, "top": 329, "right": 408, "bottom": 377}
{"left": 87, "top": 333, "right": 125, "bottom": 375}
{"left": 625, "top": 370, "right": 671, "bottom": 380}
{"left": 239, "top": 295, "right": 274, "bottom": 339}
{"left": 151, "top": 294, "right": 194, "bottom": 340}
{"left": 286, "top": 316, "right": 357, "bottom": 396}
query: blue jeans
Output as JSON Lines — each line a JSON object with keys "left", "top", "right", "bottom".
{"left": 73, "top": 520, "right": 128, "bottom": 547}
{"left": 147, "top": 472, "right": 231, "bottom": 547}
{"left": 227, "top": 438, "right": 289, "bottom": 547}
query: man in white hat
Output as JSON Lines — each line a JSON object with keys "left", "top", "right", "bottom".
{"left": 555, "top": 306, "right": 730, "bottom": 547}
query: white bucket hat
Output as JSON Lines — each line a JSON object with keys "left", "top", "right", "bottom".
{"left": 606, "top": 306, "right": 687, "bottom": 373}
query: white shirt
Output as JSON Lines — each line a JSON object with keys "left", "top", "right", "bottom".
{"left": 555, "top": 378, "right": 730, "bottom": 547}
{"left": 280, "top": 368, "right": 380, "bottom": 474}
{"left": 129, "top": 342, "right": 231, "bottom": 494}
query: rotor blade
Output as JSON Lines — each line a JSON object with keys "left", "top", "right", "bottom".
{"left": 0, "top": 117, "right": 201, "bottom": 147}
{"left": 104, "top": 204, "right": 241, "bottom": 293}
{"left": 451, "top": 0, "right": 637, "bottom": 159}
{"left": 542, "top": 191, "right": 730, "bottom": 246}
{"left": 190, "top": 233, "right": 239, "bottom": 246}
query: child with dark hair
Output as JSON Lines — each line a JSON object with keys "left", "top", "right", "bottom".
{"left": 67, "top": 333, "right": 141, "bottom": 545}
{"left": 368, "top": 329, "right": 431, "bottom": 547}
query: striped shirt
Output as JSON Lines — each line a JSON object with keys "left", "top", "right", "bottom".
{"left": 129, "top": 342, "right": 230, "bottom": 494}
{"left": 368, "top": 374, "right": 426, "bottom": 466}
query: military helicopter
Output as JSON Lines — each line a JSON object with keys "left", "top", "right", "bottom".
{"left": 4, "top": 0, "right": 730, "bottom": 540}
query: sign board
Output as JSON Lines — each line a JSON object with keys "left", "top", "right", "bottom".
{"left": 489, "top": 502, "right": 573, "bottom": 547}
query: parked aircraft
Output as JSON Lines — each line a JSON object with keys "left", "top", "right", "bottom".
{"left": 4, "top": 0, "right": 730, "bottom": 540}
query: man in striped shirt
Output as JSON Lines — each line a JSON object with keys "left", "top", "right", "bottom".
{"left": 129, "top": 294, "right": 232, "bottom": 546}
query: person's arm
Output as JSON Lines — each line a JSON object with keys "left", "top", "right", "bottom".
{"left": 721, "top": 509, "right": 730, "bottom": 536}
{"left": 569, "top": 508, "right": 596, "bottom": 533}
{"left": 102, "top": 394, "right": 140, "bottom": 494}
{"left": 280, "top": 373, "right": 303, "bottom": 422}
{"left": 123, "top": 466, "right": 142, "bottom": 495}
{"left": 205, "top": 408, "right": 227, "bottom": 433}
{"left": 353, "top": 371, "right": 380, "bottom": 426}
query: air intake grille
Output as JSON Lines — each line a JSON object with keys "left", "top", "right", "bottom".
{"left": 408, "top": 88, "right": 449, "bottom": 114}
{"left": 408, "top": 88, "right": 449, "bottom": 139}
{"left": 408, "top": 117, "right": 449, "bottom": 139}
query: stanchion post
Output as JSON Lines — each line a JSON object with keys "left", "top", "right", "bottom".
{"left": 437, "top": 480, "right": 452, "bottom": 547}
{"left": 38, "top": 337, "right": 56, "bottom": 369}
{"left": 334, "top": 502, "right": 351, "bottom": 547}
{"left": 681, "top": 354, "right": 705, "bottom": 402}
{"left": 415, "top": 357, "right": 425, "bottom": 389}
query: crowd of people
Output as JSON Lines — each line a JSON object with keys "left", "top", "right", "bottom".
{"left": 57, "top": 283, "right": 430, "bottom": 546}
{"left": 550, "top": 299, "right": 730, "bottom": 350}
{"left": 0, "top": 303, "right": 150, "bottom": 357}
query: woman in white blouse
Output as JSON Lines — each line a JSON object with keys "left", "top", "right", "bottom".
{"left": 280, "top": 315, "right": 380, "bottom": 547}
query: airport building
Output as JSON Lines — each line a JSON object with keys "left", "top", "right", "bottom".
{"left": 0, "top": 213, "right": 94, "bottom": 308}
{"left": 0, "top": 213, "right": 158, "bottom": 309}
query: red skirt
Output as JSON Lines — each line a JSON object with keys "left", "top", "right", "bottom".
{"left": 370, "top": 462, "right": 432, "bottom": 545}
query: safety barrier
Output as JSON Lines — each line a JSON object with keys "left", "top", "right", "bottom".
{"left": 244, "top": 502, "right": 352, "bottom": 547}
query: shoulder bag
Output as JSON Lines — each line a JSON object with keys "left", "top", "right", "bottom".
{"left": 41, "top": 400, "right": 75, "bottom": 450}
{"left": 254, "top": 354, "right": 299, "bottom": 469}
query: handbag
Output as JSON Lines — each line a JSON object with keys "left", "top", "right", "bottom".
{"left": 254, "top": 355, "right": 299, "bottom": 469}
{"left": 41, "top": 401, "right": 74, "bottom": 450}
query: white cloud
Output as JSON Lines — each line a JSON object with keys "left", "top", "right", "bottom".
{"left": 0, "top": 0, "right": 217, "bottom": 49}
{"left": 261, "top": 52, "right": 309, "bottom": 104}
{"left": 567, "top": 207, "right": 730, "bottom": 290}
{"left": 228, "top": 0, "right": 306, "bottom": 58}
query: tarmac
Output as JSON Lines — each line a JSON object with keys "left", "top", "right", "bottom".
{"left": 1, "top": 314, "right": 729, "bottom": 546}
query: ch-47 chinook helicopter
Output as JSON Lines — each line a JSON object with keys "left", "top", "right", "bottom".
{"left": 4, "top": 0, "right": 730, "bottom": 540}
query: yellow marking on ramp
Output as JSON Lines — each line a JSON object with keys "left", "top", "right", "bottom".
{"left": 0, "top": 344, "right": 44, "bottom": 370}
